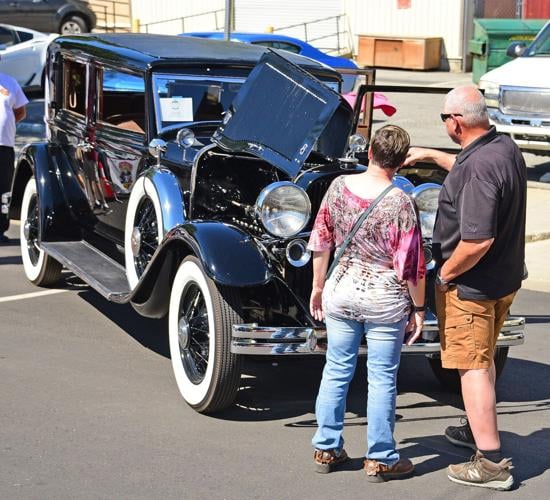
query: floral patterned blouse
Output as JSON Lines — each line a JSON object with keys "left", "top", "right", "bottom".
{"left": 308, "top": 176, "right": 426, "bottom": 323}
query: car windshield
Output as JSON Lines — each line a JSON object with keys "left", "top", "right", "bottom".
{"left": 525, "top": 23, "right": 550, "bottom": 56}
{"left": 153, "top": 74, "right": 245, "bottom": 132}
{"left": 152, "top": 72, "right": 340, "bottom": 133}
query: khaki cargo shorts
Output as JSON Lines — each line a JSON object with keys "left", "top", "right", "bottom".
{"left": 435, "top": 286, "right": 516, "bottom": 370}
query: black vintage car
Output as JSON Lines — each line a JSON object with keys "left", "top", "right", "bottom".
{"left": 3, "top": 34, "right": 525, "bottom": 413}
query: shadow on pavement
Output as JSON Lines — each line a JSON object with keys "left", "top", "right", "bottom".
{"left": 217, "top": 354, "right": 550, "bottom": 423}
{"left": 60, "top": 277, "right": 548, "bottom": 429}
{"left": 0, "top": 238, "right": 21, "bottom": 248}
{"left": 77, "top": 288, "right": 170, "bottom": 358}
{"left": 399, "top": 427, "right": 550, "bottom": 488}
{"left": 523, "top": 314, "right": 550, "bottom": 325}
{"left": 0, "top": 255, "right": 22, "bottom": 265}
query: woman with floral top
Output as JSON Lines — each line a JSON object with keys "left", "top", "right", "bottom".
{"left": 309, "top": 125, "right": 426, "bottom": 482}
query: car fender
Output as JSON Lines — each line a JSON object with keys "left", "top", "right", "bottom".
{"left": 142, "top": 167, "right": 187, "bottom": 234}
{"left": 131, "top": 222, "right": 272, "bottom": 318}
{"left": 173, "top": 222, "right": 272, "bottom": 286}
{"left": 13, "top": 142, "right": 82, "bottom": 241}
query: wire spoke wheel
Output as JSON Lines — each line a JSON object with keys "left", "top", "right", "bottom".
{"left": 125, "top": 177, "right": 163, "bottom": 290}
{"left": 25, "top": 194, "right": 41, "bottom": 266}
{"left": 178, "top": 283, "right": 210, "bottom": 384}
{"left": 133, "top": 197, "right": 158, "bottom": 278}
{"left": 20, "top": 178, "right": 62, "bottom": 286}
{"left": 168, "top": 256, "right": 243, "bottom": 414}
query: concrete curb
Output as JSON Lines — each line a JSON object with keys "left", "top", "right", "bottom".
{"left": 526, "top": 232, "right": 550, "bottom": 243}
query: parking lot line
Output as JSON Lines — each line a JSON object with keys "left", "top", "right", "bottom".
{"left": 0, "top": 289, "right": 68, "bottom": 304}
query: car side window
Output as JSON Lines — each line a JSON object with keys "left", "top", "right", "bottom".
{"left": 0, "top": 27, "right": 16, "bottom": 47}
{"left": 252, "top": 40, "right": 301, "bottom": 54}
{"left": 252, "top": 41, "right": 274, "bottom": 49}
{"left": 272, "top": 41, "right": 301, "bottom": 54}
{"left": 16, "top": 30, "right": 33, "bottom": 42}
{"left": 97, "top": 68, "right": 146, "bottom": 134}
{"left": 62, "top": 60, "right": 86, "bottom": 116}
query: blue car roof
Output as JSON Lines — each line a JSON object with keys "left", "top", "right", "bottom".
{"left": 182, "top": 31, "right": 358, "bottom": 69}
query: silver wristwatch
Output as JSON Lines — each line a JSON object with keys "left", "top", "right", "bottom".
{"left": 435, "top": 270, "right": 450, "bottom": 287}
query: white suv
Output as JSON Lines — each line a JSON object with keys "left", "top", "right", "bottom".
{"left": 479, "top": 21, "right": 550, "bottom": 155}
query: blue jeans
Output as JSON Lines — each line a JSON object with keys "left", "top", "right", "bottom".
{"left": 312, "top": 315, "right": 407, "bottom": 465}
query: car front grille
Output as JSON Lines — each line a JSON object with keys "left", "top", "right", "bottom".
{"left": 501, "top": 87, "right": 550, "bottom": 116}
{"left": 284, "top": 175, "right": 338, "bottom": 306}
{"left": 305, "top": 175, "right": 337, "bottom": 230}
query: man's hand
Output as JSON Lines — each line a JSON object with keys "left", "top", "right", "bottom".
{"left": 436, "top": 267, "right": 450, "bottom": 292}
{"left": 404, "top": 147, "right": 429, "bottom": 167}
{"left": 404, "top": 147, "right": 456, "bottom": 171}
{"left": 405, "top": 311, "right": 424, "bottom": 345}
{"left": 310, "top": 286, "right": 324, "bottom": 321}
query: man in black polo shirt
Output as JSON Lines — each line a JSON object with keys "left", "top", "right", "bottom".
{"left": 405, "top": 86, "right": 526, "bottom": 491}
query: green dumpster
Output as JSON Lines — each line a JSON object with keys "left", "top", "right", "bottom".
{"left": 469, "top": 18, "right": 546, "bottom": 83}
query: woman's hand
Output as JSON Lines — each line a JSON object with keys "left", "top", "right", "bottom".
{"left": 405, "top": 311, "right": 424, "bottom": 345}
{"left": 310, "top": 286, "right": 324, "bottom": 321}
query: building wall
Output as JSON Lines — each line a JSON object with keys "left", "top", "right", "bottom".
{"left": 87, "top": 0, "right": 132, "bottom": 31}
{"left": 130, "top": 0, "right": 475, "bottom": 71}
{"left": 343, "top": 0, "right": 473, "bottom": 71}
{"left": 234, "top": 0, "right": 344, "bottom": 53}
{"left": 131, "top": 0, "right": 225, "bottom": 33}
{"left": 523, "top": 0, "right": 550, "bottom": 18}
{"left": 131, "top": 0, "right": 346, "bottom": 53}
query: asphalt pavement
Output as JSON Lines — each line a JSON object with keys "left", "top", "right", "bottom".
{"left": 1, "top": 69, "right": 549, "bottom": 499}
{"left": 1, "top": 221, "right": 549, "bottom": 499}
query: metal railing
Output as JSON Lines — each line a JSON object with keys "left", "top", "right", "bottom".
{"left": 89, "top": 1, "right": 130, "bottom": 32}
{"left": 273, "top": 14, "right": 351, "bottom": 56}
{"left": 139, "top": 9, "right": 225, "bottom": 34}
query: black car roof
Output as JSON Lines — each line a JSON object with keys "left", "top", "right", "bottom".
{"left": 53, "top": 33, "right": 340, "bottom": 79}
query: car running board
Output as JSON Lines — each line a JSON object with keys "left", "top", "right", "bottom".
{"left": 41, "top": 241, "right": 130, "bottom": 302}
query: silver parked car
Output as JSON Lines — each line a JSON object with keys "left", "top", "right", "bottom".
{"left": 0, "top": 23, "right": 56, "bottom": 91}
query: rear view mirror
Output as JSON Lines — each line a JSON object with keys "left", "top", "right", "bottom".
{"left": 0, "top": 43, "right": 7, "bottom": 51}
{"left": 506, "top": 42, "right": 527, "bottom": 58}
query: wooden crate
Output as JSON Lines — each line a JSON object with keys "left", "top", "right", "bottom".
{"left": 357, "top": 35, "right": 442, "bottom": 70}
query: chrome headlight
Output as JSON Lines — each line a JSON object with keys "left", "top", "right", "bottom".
{"left": 479, "top": 80, "right": 500, "bottom": 108}
{"left": 411, "top": 183, "right": 441, "bottom": 239}
{"left": 255, "top": 181, "right": 311, "bottom": 238}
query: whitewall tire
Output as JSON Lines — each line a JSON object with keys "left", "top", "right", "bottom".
{"left": 20, "top": 178, "right": 62, "bottom": 286}
{"left": 125, "top": 176, "right": 163, "bottom": 289}
{"left": 168, "top": 256, "right": 242, "bottom": 413}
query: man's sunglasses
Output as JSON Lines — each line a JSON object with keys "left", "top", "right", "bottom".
{"left": 440, "top": 113, "right": 463, "bottom": 122}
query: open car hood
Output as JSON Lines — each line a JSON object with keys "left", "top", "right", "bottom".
{"left": 212, "top": 51, "right": 354, "bottom": 178}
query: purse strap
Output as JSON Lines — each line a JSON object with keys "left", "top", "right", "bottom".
{"left": 325, "top": 184, "right": 395, "bottom": 281}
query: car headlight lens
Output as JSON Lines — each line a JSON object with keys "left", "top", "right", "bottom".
{"left": 479, "top": 80, "right": 500, "bottom": 108}
{"left": 255, "top": 181, "right": 311, "bottom": 238}
{"left": 411, "top": 183, "right": 441, "bottom": 239}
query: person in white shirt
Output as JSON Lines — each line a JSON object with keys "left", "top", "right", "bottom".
{"left": 0, "top": 66, "right": 28, "bottom": 243}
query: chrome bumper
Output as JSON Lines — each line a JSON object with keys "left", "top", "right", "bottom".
{"left": 489, "top": 112, "right": 550, "bottom": 152}
{"left": 231, "top": 317, "right": 525, "bottom": 355}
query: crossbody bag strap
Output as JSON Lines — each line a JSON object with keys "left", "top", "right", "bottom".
{"left": 325, "top": 184, "right": 395, "bottom": 281}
